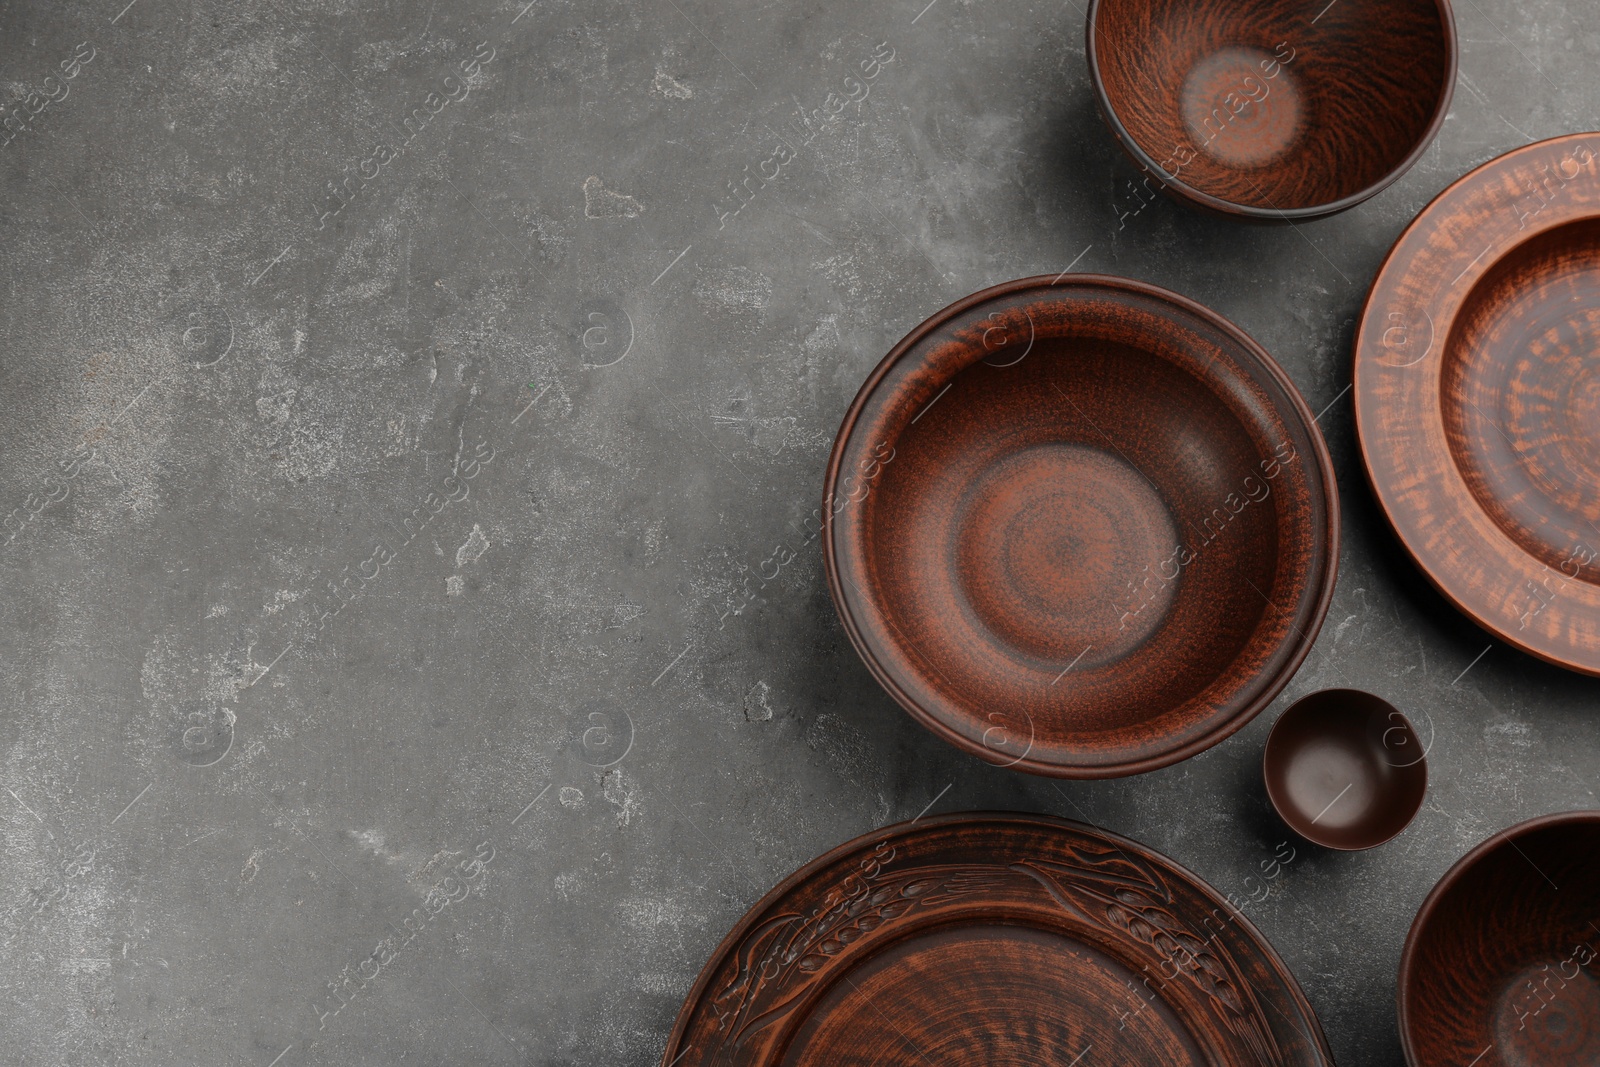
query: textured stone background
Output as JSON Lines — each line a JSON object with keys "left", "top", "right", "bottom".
{"left": 1, "top": 0, "right": 1596, "bottom": 1064}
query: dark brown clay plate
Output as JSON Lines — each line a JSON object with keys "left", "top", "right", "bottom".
{"left": 824, "top": 276, "right": 1338, "bottom": 778}
{"left": 1355, "top": 134, "right": 1600, "bottom": 675}
{"left": 1398, "top": 811, "right": 1600, "bottom": 1067}
{"left": 1087, "top": 0, "right": 1456, "bottom": 220}
{"left": 662, "top": 813, "right": 1334, "bottom": 1067}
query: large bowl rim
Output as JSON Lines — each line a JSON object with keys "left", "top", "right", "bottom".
{"left": 658, "top": 810, "right": 1336, "bottom": 1066}
{"left": 1084, "top": 0, "right": 1459, "bottom": 221}
{"left": 822, "top": 274, "right": 1341, "bottom": 778}
{"left": 1396, "top": 809, "right": 1600, "bottom": 1066}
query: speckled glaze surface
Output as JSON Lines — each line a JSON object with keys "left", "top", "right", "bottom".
{"left": 1087, "top": 0, "right": 1456, "bottom": 220}
{"left": 1355, "top": 134, "right": 1600, "bottom": 675}
{"left": 1262, "top": 689, "right": 1427, "bottom": 851}
{"left": 823, "top": 276, "right": 1338, "bottom": 778}
{"left": 1398, "top": 811, "right": 1600, "bottom": 1067}
{"left": 662, "top": 813, "right": 1334, "bottom": 1067}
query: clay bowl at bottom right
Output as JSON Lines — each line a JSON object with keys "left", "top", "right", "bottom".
{"left": 1399, "top": 811, "right": 1600, "bottom": 1067}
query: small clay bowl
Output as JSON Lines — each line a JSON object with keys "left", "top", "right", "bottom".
{"left": 1399, "top": 812, "right": 1600, "bottom": 1067}
{"left": 1263, "top": 688, "right": 1427, "bottom": 850}
{"left": 1087, "top": 0, "right": 1457, "bottom": 220}
{"left": 824, "top": 275, "right": 1338, "bottom": 778}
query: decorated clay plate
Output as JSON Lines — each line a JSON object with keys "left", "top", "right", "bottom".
{"left": 1355, "top": 134, "right": 1600, "bottom": 674}
{"left": 662, "top": 812, "right": 1334, "bottom": 1066}
{"left": 824, "top": 276, "right": 1338, "bottom": 777}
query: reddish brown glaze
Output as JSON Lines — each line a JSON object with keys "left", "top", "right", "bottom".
{"left": 662, "top": 812, "right": 1335, "bottom": 1067}
{"left": 1355, "top": 134, "right": 1600, "bottom": 675}
{"left": 1399, "top": 811, "right": 1600, "bottom": 1067}
{"left": 1088, "top": 0, "right": 1455, "bottom": 220}
{"left": 824, "top": 276, "right": 1338, "bottom": 778}
{"left": 1262, "top": 689, "right": 1426, "bottom": 850}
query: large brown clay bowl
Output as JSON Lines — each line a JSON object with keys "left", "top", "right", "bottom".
{"left": 823, "top": 276, "right": 1338, "bottom": 778}
{"left": 1087, "top": 0, "right": 1456, "bottom": 220}
{"left": 1263, "top": 689, "right": 1427, "bottom": 850}
{"left": 1399, "top": 811, "right": 1600, "bottom": 1067}
{"left": 1356, "top": 135, "right": 1600, "bottom": 675}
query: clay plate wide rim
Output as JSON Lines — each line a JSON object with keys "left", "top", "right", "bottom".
{"left": 1084, "top": 0, "right": 1459, "bottom": 221}
{"left": 1395, "top": 809, "right": 1600, "bottom": 1066}
{"left": 1353, "top": 133, "right": 1600, "bottom": 675}
{"left": 660, "top": 810, "right": 1336, "bottom": 1066}
{"left": 823, "top": 275, "right": 1340, "bottom": 779}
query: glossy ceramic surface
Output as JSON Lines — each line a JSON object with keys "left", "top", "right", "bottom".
{"left": 1399, "top": 811, "right": 1600, "bottom": 1067}
{"left": 1087, "top": 0, "right": 1456, "bottom": 220}
{"left": 1355, "top": 134, "right": 1600, "bottom": 675}
{"left": 664, "top": 812, "right": 1335, "bottom": 1066}
{"left": 825, "top": 276, "right": 1338, "bottom": 777}
{"left": 1263, "top": 689, "right": 1427, "bottom": 850}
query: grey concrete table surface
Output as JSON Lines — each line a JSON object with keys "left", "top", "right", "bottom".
{"left": 1, "top": 0, "right": 1596, "bottom": 1064}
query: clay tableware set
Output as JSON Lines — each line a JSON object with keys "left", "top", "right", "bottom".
{"left": 666, "top": 2, "right": 1600, "bottom": 1064}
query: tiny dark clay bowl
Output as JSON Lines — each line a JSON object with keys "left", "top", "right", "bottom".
{"left": 824, "top": 276, "right": 1338, "bottom": 779}
{"left": 1263, "top": 689, "right": 1427, "bottom": 850}
{"left": 1087, "top": 0, "right": 1457, "bottom": 220}
{"left": 1399, "top": 812, "right": 1600, "bottom": 1067}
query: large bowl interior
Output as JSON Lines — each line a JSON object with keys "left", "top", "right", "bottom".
{"left": 1091, "top": 0, "right": 1453, "bottom": 215}
{"left": 826, "top": 278, "right": 1336, "bottom": 777}
{"left": 1400, "top": 813, "right": 1600, "bottom": 1066}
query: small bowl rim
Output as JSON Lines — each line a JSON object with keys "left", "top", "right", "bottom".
{"left": 1262, "top": 687, "right": 1429, "bottom": 851}
{"left": 1085, "top": 0, "right": 1459, "bottom": 220}
{"left": 822, "top": 273, "right": 1341, "bottom": 778}
{"left": 1396, "top": 809, "right": 1600, "bottom": 1067}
